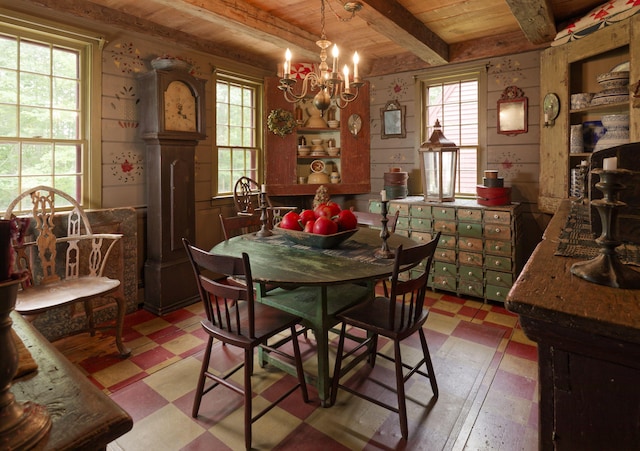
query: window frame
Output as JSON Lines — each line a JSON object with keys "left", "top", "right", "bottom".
{"left": 213, "top": 70, "right": 263, "bottom": 197}
{"left": 0, "top": 9, "right": 103, "bottom": 212}
{"left": 417, "top": 65, "right": 487, "bottom": 198}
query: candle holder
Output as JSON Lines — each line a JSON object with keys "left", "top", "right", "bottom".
{"left": 0, "top": 276, "right": 52, "bottom": 449}
{"left": 375, "top": 200, "right": 394, "bottom": 259}
{"left": 570, "top": 169, "right": 640, "bottom": 289}
{"left": 255, "top": 192, "right": 273, "bottom": 237}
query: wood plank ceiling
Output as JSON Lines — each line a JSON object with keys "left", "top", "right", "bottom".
{"left": 13, "top": 0, "right": 605, "bottom": 76}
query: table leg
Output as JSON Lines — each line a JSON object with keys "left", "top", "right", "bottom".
{"left": 315, "top": 286, "right": 331, "bottom": 407}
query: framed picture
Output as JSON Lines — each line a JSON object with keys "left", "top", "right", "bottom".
{"left": 497, "top": 86, "right": 528, "bottom": 135}
{"left": 381, "top": 100, "right": 406, "bottom": 139}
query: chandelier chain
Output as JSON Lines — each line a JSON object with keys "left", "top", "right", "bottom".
{"left": 327, "top": 0, "right": 360, "bottom": 22}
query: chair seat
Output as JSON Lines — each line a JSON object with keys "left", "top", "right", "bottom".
{"left": 338, "top": 296, "right": 429, "bottom": 340}
{"left": 201, "top": 301, "right": 302, "bottom": 348}
{"left": 16, "top": 277, "right": 121, "bottom": 315}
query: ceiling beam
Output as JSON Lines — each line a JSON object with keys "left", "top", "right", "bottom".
{"left": 504, "top": 0, "right": 557, "bottom": 44}
{"left": 358, "top": 0, "right": 449, "bottom": 65}
{"left": 148, "top": 0, "right": 321, "bottom": 62}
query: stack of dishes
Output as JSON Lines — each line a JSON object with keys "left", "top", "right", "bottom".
{"left": 327, "top": 120, "right": 340, "bottom": 129}
{"left": 591, "top": 66, "right": 629, "bottom": 106}
{"left": 298, "top": 145, "right": 311, "bottom": 156}
{"left": 327, "top": 147, "right": 340, "bottom": 156}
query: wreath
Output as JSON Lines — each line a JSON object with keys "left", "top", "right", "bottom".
{"left": 267, "top": 108, "right": 296, "bottom": 137}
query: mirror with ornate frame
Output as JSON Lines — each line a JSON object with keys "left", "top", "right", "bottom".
{"left": 381, "top": 100, "right": 406, "bottom": 139}
{"left": 497, "top": 86, "right": 528, "bottom": 135}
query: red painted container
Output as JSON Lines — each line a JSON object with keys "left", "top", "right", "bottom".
{"left": 476, "top": 186, "right": 511, "bottom": 206}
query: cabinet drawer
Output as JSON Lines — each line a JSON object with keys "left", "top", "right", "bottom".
{"left": 369, "top": 201, "right": 382, "bottom": 214}
{"left": 433, "top": 261, "right": 456, "bottom": 276}
{"left": 484, "top": 256, "right": 512, "bottom": 271}
{"left": 458, "top": 222, "right": 482, "bottom": 238}
{"left": 458, "top": 281, "right": 483, "bottom": 298}
{"left": 395, "top": 229, "right": 410, "bottom": 238}
{"left": 485, "top": 284, "right": 509, "bottom": 302}
{"left": 435, "top": 247, "right": 456, "bottom": 263}
{"left": 432, "top": 207, "right": 456, "bottom": 220}
{"left": 395, "top": 216, "right": 411, "bottom": 231}
{"left": 410, "top": 204, "right": 432, "bottom": 219}
{"left": 459, "top": 265, "right": 483, "bottom": 282}
{"left": 459, "top": 250, "right": 483, "bottom": 267}
{"left": 484, "top": 210, "right": 511, "bottom": 225}
{"left": 485, "top": 239, "right": 512, "bottom": 257}
{"left": 434, "top": 220, "right": 456, "bottom": 234}
{"left": 483, "top": 224, "right": 512, "bottom": 241}
{"left": 459, "top": 237, "right": 483, "bottom": 253}
{"left": 438, "top": 234, "right": 456, "bottom": 249}
{"left": 389, "top": 202, "right": 410, "bottom": 217}
{"left": 457, "top": 208, "right": 482, "bottom": 222}
{"left": 410, "top": 230, "right": 432, "bottom": 243}
{"left": 430, "top": 274, "right": 456, "bottom": 291}
{"left": 410, "top": 217, "right": 432, "bottom": 232}
{"left": 485, "top": 270, "right": 513, "bottom": 288}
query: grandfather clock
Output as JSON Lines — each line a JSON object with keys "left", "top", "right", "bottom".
{"left": 138, "top": 68, "right": 206, "bottom": 315}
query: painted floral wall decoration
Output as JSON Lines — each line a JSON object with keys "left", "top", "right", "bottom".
{"left": 109, "top": 42, "right": 145, "bottom": 74}
{"left": 387, "top": 77, "right": 409, "bottom": 100}
{"left": 489, "top": 58, "right": 525, "bottom": 87}
{"left": 110, "top": 85, "right": 139, "bottom": 128}
{"left": 111, "top": 150, "right": 143, "bottom": 183}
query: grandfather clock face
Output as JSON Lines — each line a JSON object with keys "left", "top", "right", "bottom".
{"left": 164, "top": 80, "right": 197, "bottom": 132}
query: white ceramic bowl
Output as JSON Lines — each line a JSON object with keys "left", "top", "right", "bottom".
{"left": 311, "top": 138, "right": 323, "bottom": 146}
{"left": 327, "top": 147, "right": 340, "bottom": 156}
{"left": 327, "top": 120, "right": 340, "bottom": 129}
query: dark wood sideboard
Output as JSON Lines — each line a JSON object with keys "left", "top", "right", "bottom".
{"left": 506, "top": 200, "right": 640, "bottom": 451}
{"left": 10, "top": 313, "right": 133, "bottom": 450}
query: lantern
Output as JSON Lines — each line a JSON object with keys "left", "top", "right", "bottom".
{"left": 418, "top": 120, "right": 459, "bottom": 202}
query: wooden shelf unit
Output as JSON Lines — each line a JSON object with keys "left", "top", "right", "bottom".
{"left": 538, "top": 14, "right": 640, "bottom": 214}
{"left": 264, "top": 77, "right": 370, "bottom": 196}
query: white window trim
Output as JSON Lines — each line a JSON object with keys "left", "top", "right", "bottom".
{"left": 415, "top": 63, "right": 488, "bottom": 197}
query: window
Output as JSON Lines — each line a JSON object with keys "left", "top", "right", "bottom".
{"left": 420, "top": 68, "right": 485, "bottom": 196}
{"left": 215, "top": 74, "right": 261, "bottom": 195}
{"left": 0, "top": 14, "right": 99, "bottom": 212}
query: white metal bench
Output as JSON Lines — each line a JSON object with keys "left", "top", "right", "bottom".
{"left": 4, "top": 186, "right": 130, "bottom": 357}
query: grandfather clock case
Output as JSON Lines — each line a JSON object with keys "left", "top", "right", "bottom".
{"left": 138, "top": 68, "right": 206, "bottom": 315}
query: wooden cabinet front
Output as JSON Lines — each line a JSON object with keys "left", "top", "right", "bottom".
{"left": 264, "top": 77, "right": 370, "bottom": 196}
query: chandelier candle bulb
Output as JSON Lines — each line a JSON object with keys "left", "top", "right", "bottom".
{"left": 332, "top": 45, "right": 338, "bottom": 74}
{"left": 343, "top": 65, "right": 350, "bottom": 91}
{"left": 284, "top": 48, "right": 291, "bottom": 78}
{"left": 353, "top": 51, "right": 359, "bottom": 80}
{"left": 603, "top": 157, "right": 617, "bottom": 171}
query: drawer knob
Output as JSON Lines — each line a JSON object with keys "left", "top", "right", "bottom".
{"left": 496, "top": 291, "right": 502, "bottom": 297}
{"left": 495, "top": 245, "right": 502, "bottom": 251}
{"left": 495, "top": 276, "right": 502, "bottom": 282}
{"left": 441, "top": 280, "right": 448, "bottom": 286}
{"left": 468, "top": 271, "right": 473, "bottom": 276}
{"left": 468, "top": 285, "right": 473, "bottom": 290}
{"left": 441, "top": 252, "right": 447, "bottom": 257}
{"left": 442, "top": 265, "right": 448, "bottom": 271}
{"left": 495, "top": 227, "right": 501, "bottom": 233}
{"left": 495, "top": 260, "right": 501, "bottom": 266}
{"left": 466, "top": 225, "right": 472, "bottom": 230}
{"left": 467, "top": 242, "right": 473, "bottom": 247}
{"left": 493, "top": 214, "right": 500, "bottom": 219}
{"left": 418, "top": 207, "right": 423, "bottom": 212}
{"left": 441, "top": 209, "right": 446, "bottom": 213}
{"left": 467, "top": 256, "right": 473, "bottom": 262}
{"left": 441, "top": 225, "right": 447, "bottom": 230}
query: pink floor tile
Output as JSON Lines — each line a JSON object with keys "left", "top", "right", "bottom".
{"left": 130, "top": 345, "right": 178, "bottom": 370}
{"left": 110, "top": 380, "right": 170, "bottom": 422}
{"left": 505, "top": 339, "right": 538, "bottom": 361}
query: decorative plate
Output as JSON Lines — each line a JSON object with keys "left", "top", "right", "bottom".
{"left": 310, "top": 159, "right": 326, "bottom": 173}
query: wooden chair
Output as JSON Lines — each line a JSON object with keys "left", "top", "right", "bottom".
{"left": 4, "top": 186, "right": 130, "bottom": 357}
{"left": 351, "top": 208, "right": 400, "bottom": 233}
{"left": 330, "top": 232, "right": 441, "bottom": 439}
{"left": 233, "top": 176, "right": 296, "bottom": 227}
{"left": 182, "top": 239, "right": 308, "bottom": 450}
{"left": 219, "top": 213, "right": 263, "bottom": 240}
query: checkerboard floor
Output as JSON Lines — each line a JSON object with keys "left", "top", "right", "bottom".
{"left": 54, "top": 290, "right": 539, "bottom": 450}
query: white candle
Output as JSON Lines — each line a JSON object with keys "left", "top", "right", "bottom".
{"left": 261, "top": 184, "right": 267, "bottom": 193}
{"left": 284, "top": 48, "right": 292, "bottom": 78}
{"left": 380, "top": 189, "right": 387, "bottom": 202}
{"left": 581, "top": 160, "right": 587, "bottom": 166}
{"left": 353, "top": 51, "right": 359, "bottom": 80}
{"left": 343, "top": 65, "right": 350, "bottom": 92}
{"left": 332, "top": 45, "right": 339, "bottom": 74}
{"left": 544, "top": 112, "right": 549, "bottom": 123}
{"left": 603, "top": 157, "right": 617, "bottom": 171}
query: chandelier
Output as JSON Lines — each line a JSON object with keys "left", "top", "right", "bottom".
{"left": 278, "top": 0, "right": 363, "bottom": 115}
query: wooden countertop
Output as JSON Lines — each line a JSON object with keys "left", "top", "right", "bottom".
{"left": 10, "top": 312, "right": 133, "bottom": 450}
{"left": 506, "top": 200, "right": 640, "bottom": 345}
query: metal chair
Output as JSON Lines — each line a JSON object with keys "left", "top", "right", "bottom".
{"left": 330, "top": 232, "right": 441, "bottom": 440}
{"left": 233, "top": 176, "right": 295, "bottom": 227}
{"left": 183, "top": 239, "right": 308, "bottom": 450}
